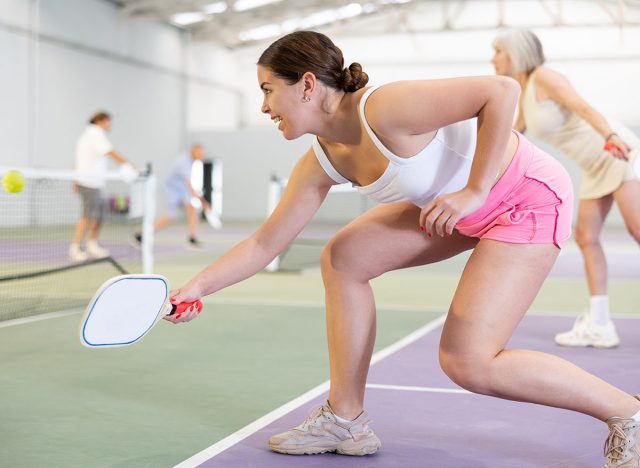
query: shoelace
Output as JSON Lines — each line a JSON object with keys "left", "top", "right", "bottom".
{"left": 571, "top": 314, "right": 589, "bottom": 333}
{"left": 604, "top": 425, "right": 628, "bottom": 462}
{"left": 295, "top": 405, "right": 373, "bottom": 438}
{"left": 296, "top": 406, "right": 328, "bottom": 431}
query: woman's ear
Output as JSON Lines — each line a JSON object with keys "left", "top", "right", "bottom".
{"left": 300, "top": 71, "right": 317, "bottom": 99}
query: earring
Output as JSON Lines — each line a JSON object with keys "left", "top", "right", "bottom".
{"left": 302, "top": 95, "right": 311, "bottom": 102}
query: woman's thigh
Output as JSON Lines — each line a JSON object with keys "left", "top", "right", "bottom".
{"left": 614, "top": 179, "right": 640, "bottom": 237}
{"left": 440, "top": 239, "right": 559, "bottom": 359}
{"left": 323, "top": 202, "right": 478, "bottom": 280}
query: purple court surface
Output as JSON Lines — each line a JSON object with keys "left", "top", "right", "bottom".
{"left": 182, "top": 315, "right": 640, "bottom": 468}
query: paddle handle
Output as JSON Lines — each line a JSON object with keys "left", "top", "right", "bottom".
{"left": 603, "top": 141, "right": 623, "bottom": 153}
{"left": 168, "top": 300, "right": 203, "bottom": 316}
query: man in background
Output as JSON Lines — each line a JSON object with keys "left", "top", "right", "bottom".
{"left": 134, "top": 143, "right": 220, "bottom": 250}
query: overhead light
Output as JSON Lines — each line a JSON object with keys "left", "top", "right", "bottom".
{"left": 238, "top": 2, "right": 365, "bottom": 42}
{"left": 337, "top": 3, "right": 364, "bottom": 19}
{"left": 202, "top": 2, "right": 228, "bottom": 14}
{"left": 233, "top": 0, "right": 282, "bottom": 12}
{"left": 171, "top": 11, "right": 207, "bottom": 26}
{"left": 238, "top": 23, "right": 282, "bottom": 41}
{"left": 281, "top": 3, "right": 364, "bottom": 33}
{"left": 380, "top": 0, "right": 412, "bottom": 3}
{"left": 362, "top": 3, "right": 378, "bottom": 14}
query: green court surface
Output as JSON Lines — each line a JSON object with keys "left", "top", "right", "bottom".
{"left": 0, "top": 301, "right": 440, "bottom": 467}
{"left": 1, "top": 224, "right": 638, "bottom": 467}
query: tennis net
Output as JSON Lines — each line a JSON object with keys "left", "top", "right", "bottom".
{"left": 0, "top": 166, "right": 156, "bottom": 322}
{"left": 265, "top": 174, "right": 371, "bottom": 272}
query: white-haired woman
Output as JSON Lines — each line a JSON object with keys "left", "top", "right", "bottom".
{"left": 492, "top": 28, "right": 640, "bottom": 349}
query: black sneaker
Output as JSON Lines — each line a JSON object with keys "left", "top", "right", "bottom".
{"left": 186, "top": 237, "right": 203, "bottom": 250}
{"left": 131, "top": 233, "right": 142, "bottom": 249}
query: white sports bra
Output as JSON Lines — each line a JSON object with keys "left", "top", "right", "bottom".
{"left": 312, "top": 85, "right": 477, "bottom": 208}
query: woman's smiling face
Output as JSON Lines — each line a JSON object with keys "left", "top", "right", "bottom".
{"left": 258, "top": 65, "right": 310, "bottom": 140}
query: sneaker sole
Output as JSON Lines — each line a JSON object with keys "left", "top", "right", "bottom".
{"left": 555, "top": 339, "right": 620, "bottom": 349}
{"left": 269, "top": 437, "right": 381, "bottom": 456}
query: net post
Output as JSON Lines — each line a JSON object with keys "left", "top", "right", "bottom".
{"left": 0, "top": 166, "right": 151, "bottom": 321}
{"left": 264, "top": 174, "right": 284, "bottom": 272}
{"left": 212, "top": 158, "right": 223, "bottom": 217}
{"left": 142, "top": 171, "right": 156, "bottom": 274}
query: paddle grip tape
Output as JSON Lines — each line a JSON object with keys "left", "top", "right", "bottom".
{"left": 603, "top": 142, "right": 623, "bottom": 153}
{"left": 168, "top": 300, "right": 203, "bottom": 317}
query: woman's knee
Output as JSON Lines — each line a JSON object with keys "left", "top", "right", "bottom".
{"left": 439, "top": 349, "right": 493, "bottom": 395}
{"left": 625, "top": 222, "right": 640, "bottom": 244}
{"left": 320, "top": 236, "right": 374, "bottom": 282}
{"left": 320, "top": 237, "right": 346, "bottom": 273}
{"left": 574, "top": 224, "right": 600, "bottom": 249}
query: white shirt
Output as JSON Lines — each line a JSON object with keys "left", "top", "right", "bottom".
{"left": 312, "top": 86, "right": 476, "bottom": 208}
{"left": 75, "top": 124, "right": 113, "bottom": 188}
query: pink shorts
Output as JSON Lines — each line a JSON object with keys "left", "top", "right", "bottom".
{"left": 456, "top": 132, "right": 574, "bottom": 248}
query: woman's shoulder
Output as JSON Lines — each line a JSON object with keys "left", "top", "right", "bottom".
{"left": 533, "top": 66, "right": 569, "bottom": 90}
{"left": 360, "top": 81, "right": 419, "bottom": 133}
{"left": 362, "top": 80, "right": 412, "bottom": 102}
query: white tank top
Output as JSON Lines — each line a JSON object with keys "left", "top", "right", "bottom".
{"left": 312, "top": 86, "right": 476, "bottom": 208}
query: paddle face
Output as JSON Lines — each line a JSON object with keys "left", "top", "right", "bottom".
{"left": 79, "top": 274, "right": 170, "bottom": 348}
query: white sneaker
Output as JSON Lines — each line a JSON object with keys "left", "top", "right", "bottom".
{"left": 86, "top": 240, "right": 110, "bottom": 258}
{"left": 68, "top": 244, "right": 88, "bottom": 262}
{"left": 205, "top": 209, "right": 222, "bottom": 230}
{"left": 555, "top": 313, "right": 620, "bottom": 348}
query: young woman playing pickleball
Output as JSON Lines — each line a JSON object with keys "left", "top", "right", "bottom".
{"left": 168, "top": 31, "right": 640, "bottom": 465}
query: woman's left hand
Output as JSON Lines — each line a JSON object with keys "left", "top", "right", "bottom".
{"left": 419, "top": 187, "right": 487, "bottom": 237}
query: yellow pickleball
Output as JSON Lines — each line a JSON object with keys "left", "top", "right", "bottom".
{"left": 2, "top": 170, "right": 25, "bottom": 194}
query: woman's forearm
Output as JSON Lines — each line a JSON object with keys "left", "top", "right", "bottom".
{"left": 575, "top": 104, "right": 614, "bottom": 139}
{"left": 467, "top": 77, "right": 520, "bottom": 194}
{"left": 186, "top": 236, "right": 278, "bottom": 297}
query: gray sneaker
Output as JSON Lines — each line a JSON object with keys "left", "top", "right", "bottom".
{"left": 605, "top": 396, "right": 640, "bottom": 467}
{"left": 268, "top": 401, "right": 381, "bottom": 456}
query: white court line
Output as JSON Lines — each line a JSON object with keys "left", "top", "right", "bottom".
{"left": 207, "top": 298, "right": 640, "bottom": 320}
{"left": 0, "top": 309, "right": 81, "bottom": 329}
{"left": 173, "top": 314, "right": 448, "bottom": 468}
{"left": 0, "top": 298, "right": 440, "bottom": 329}
{"left": 3, "top": 298, "right": 639, "bottom": 330}
{"left": 366, "top": 383, "right": 470, "bottom": 395}
{"left": 209, "top": 299, "right": 640, "bottom": 321}
{"left": 208, "top": 296, "right": 442, "bottom": 313}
